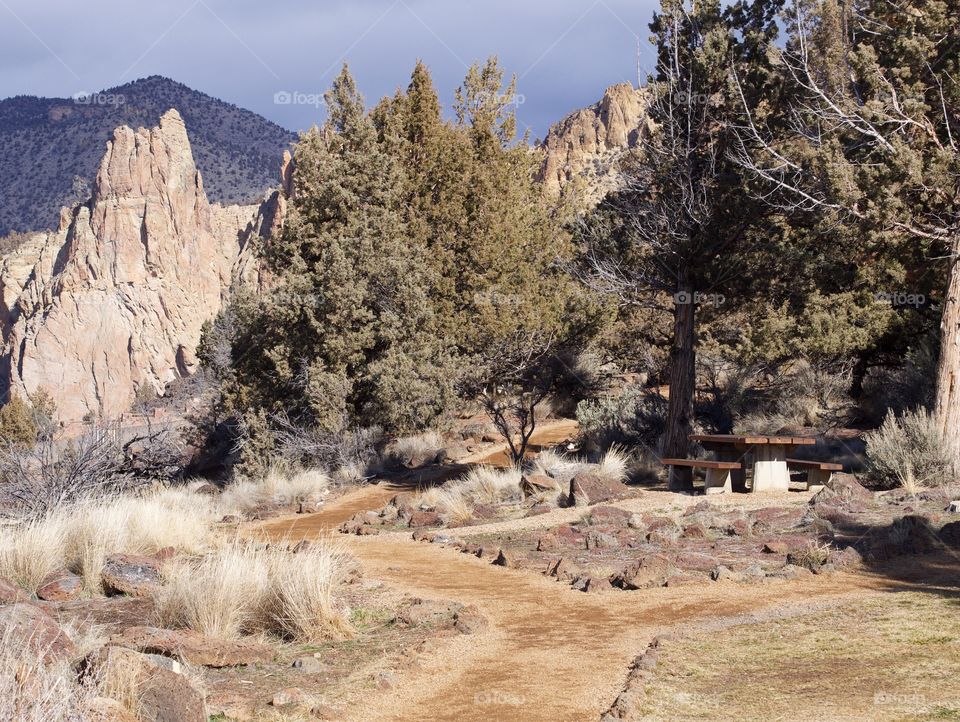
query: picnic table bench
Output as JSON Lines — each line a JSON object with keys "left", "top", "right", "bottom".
{"left": 660, "top": 458, "right": 743, "bottom": 495}
{"left": 662, "top": 434, "right": 841, "bottom": 494}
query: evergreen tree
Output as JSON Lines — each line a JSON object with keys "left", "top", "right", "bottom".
{"left": 225, "top": 65, "right": 453, "bottom": 433}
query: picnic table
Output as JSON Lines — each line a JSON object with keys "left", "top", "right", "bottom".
{"left": 689, "top": 434, "right": 816, "bottom": 492}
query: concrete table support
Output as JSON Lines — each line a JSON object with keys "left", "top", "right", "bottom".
{"left": 750, "top": 444, "right": 790, "bottom": 492}
{"left": 704, "top": 466, "right": 734, "bottom": 495}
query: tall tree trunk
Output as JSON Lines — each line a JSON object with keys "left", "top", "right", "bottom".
{"left": 664, "top": 287, "right": 697, "bottom": 491}
{"left": 935, "top": 247, "right": 960, "bottom": 472}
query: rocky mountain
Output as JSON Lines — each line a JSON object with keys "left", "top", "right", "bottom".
{"left": 0, "top": 76, "right": 296, "bottom": 236}
{"left": 538, "top": 83, "right": 651, "bottom": 207}
{"left": 0, "top": 109, "right": 283, "bottom": 423}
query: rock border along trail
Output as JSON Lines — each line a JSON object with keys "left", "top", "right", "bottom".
{"left": 254, "top": 434, "right": 903, "bottom": 721}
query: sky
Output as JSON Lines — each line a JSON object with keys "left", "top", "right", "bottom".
{"left": 0, "top": 0, "right": 661, "bottom": 138}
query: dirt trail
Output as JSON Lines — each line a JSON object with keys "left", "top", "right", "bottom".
{"left": 256, "top": 490, "right": 899, "bottom": 719}
{"left": 258, "top": 516, "right": 888, "bottom": 722}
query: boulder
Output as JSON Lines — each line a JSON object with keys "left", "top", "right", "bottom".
{"left": 681, "top": 522, "right": 710, "bottom": 540}
{"left": 408, "top": 510, "right": 442, "bottom": 529}
{"left": 292, "top": 655, "right": 325, "bottom": 674}
{"left": 940, "top": 520, "right": 960, "bottom": 547}
{"left": 811, "top": 473, "right": 873, "bottom": 508}
{"left": 831, "top": 546, "right": 864, "bottom": 569}
{"left": 570, "top": 575, "right": 613, "bottom": 593}
{"left": 585, "top": 530, "right": 620, "bottom": 550}
{"left": 547, "top": 558, "right": 582, "bottom": 582}
{"left": 111, "top": 626, "right": 274, "bottom": 667}
{"left": 453, "top": 605, "right": 489, "bottom": 635}
{"left": 37, "top": 570, "right": 84, "bottom": 602}
{"left": 0, "top": 603, "right": 76, "bottom": 664}
{"left": 588, "top": 505, "right": 633, "bottom": 528}
{"left": 272, "top": 687, "right": 308, "bottom": 708}
{"left": 397, "top": 598, "right": 462, "bottom": 627}
{"left": 520, "top": 474, "right": 560, "bottom": 498}
{"left": 611, "top": 556, "right": 672, "bottom": 590}
{"left": 569, "top": 472, "right": 629, "bottom": 507}
{"left": 772, "top": 564, "right": 814, "bottom": 579}
{"left": 710, "top": 565, "right": 741, "bottom": 582}
{"left": 536, "top": 534, "right": 560, "bottom": 552}
{"left": 101, "top": 554, "right": 162, "bottom": 597}
{"left": 525, "top": 503, "right": 553, "bottom": 517}
{"left": 0, "top": 576, "right": 29, "bottom": 605}
{"left": 553, "top": 525, "right": 585, "bottom": 546}
{"left": 492, "top": 549, "right": 517, "bottom": 568}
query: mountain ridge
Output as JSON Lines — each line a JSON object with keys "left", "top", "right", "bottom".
{"left": 0, "top": 76, "right": 296, "bottom": 235}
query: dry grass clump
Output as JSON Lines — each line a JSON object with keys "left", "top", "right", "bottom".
{"left": 458, "top": 466, "right": 523, "bottom": 505}
{"left": 384, "top": 431, "right": 443, "bottom": 467}
{"left": 596, "top": 446, "right": 630, "bottom": 484}
{"left": 0, "top": 515, "right": 67, "bottom": 593}
{"left": 0, "top": 487, "right": 218, "bottom": 594}
{"left": 0, "top": 621, "right": 106, "bottom": 722}
{"left": 788, "top": 540, "right": 833, "bottom": 571}
{"left": 531, "top": 449, "right": 587, "bottom": 482}
{"left": 219, "top": 465, "right": 330, "bottom": 518}
{"left": 414, "top": 466, "right": 522, "bottom": 524}
{"left": 61, "top": 489, "right": 217, "bottom": 592}
{"left": 154, "top": 539, "right": 354, "bottom": 643}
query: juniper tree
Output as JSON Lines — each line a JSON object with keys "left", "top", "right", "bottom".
{"left": 224, "top": 65, "right": 454, "bottom": 433}
{"left": 578, "top": 0, "right": 784, "bottom": 485}
{"left": 732, "top": 0, "right": 960, "bottom": 458}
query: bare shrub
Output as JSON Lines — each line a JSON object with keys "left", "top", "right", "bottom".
{"left": 270, "top": 415, "right": 383, "bottom": 481}
{"left": 576, "top": 383, "right": 668, "bottom": 452}
{"left": 865, "top": 409, "right": 956, "bottom": 489}
{"left": 0, "top": 423, "right": 183, "bottom": 518}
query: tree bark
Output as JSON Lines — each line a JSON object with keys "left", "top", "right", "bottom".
{"left": 935, "top": 245, "right": 960, "bottom": 473}
{"left": 664, "top": 287, "right": 697, "bottom": 491}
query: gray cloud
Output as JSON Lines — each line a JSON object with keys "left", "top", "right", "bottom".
{"left": 0, "top": 0, "right": 660, "bottom": 136}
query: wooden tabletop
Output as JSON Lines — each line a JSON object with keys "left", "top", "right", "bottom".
{"left": 689, "top": 434, "right": 817, "bottom": 446}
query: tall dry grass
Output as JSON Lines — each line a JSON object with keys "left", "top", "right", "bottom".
{"left": 0, "top": 487, "right": 218, "bottom": 594}
{"left": 154, "top": 539, "right": 354, "bottom": 642}
{"left": 218, "top": 465, "right": 330, "bottom": 518}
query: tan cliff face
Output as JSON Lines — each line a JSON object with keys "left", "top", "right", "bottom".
{"left": 538, "top": 83, "right": 651, "bottom": 207}
{"left": 0, "top": 109, "right": 277, "bottom": 423}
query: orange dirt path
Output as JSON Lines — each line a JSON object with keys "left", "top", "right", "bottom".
{"left": 253, "top": 474, "right": 908, "bottom": 720}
